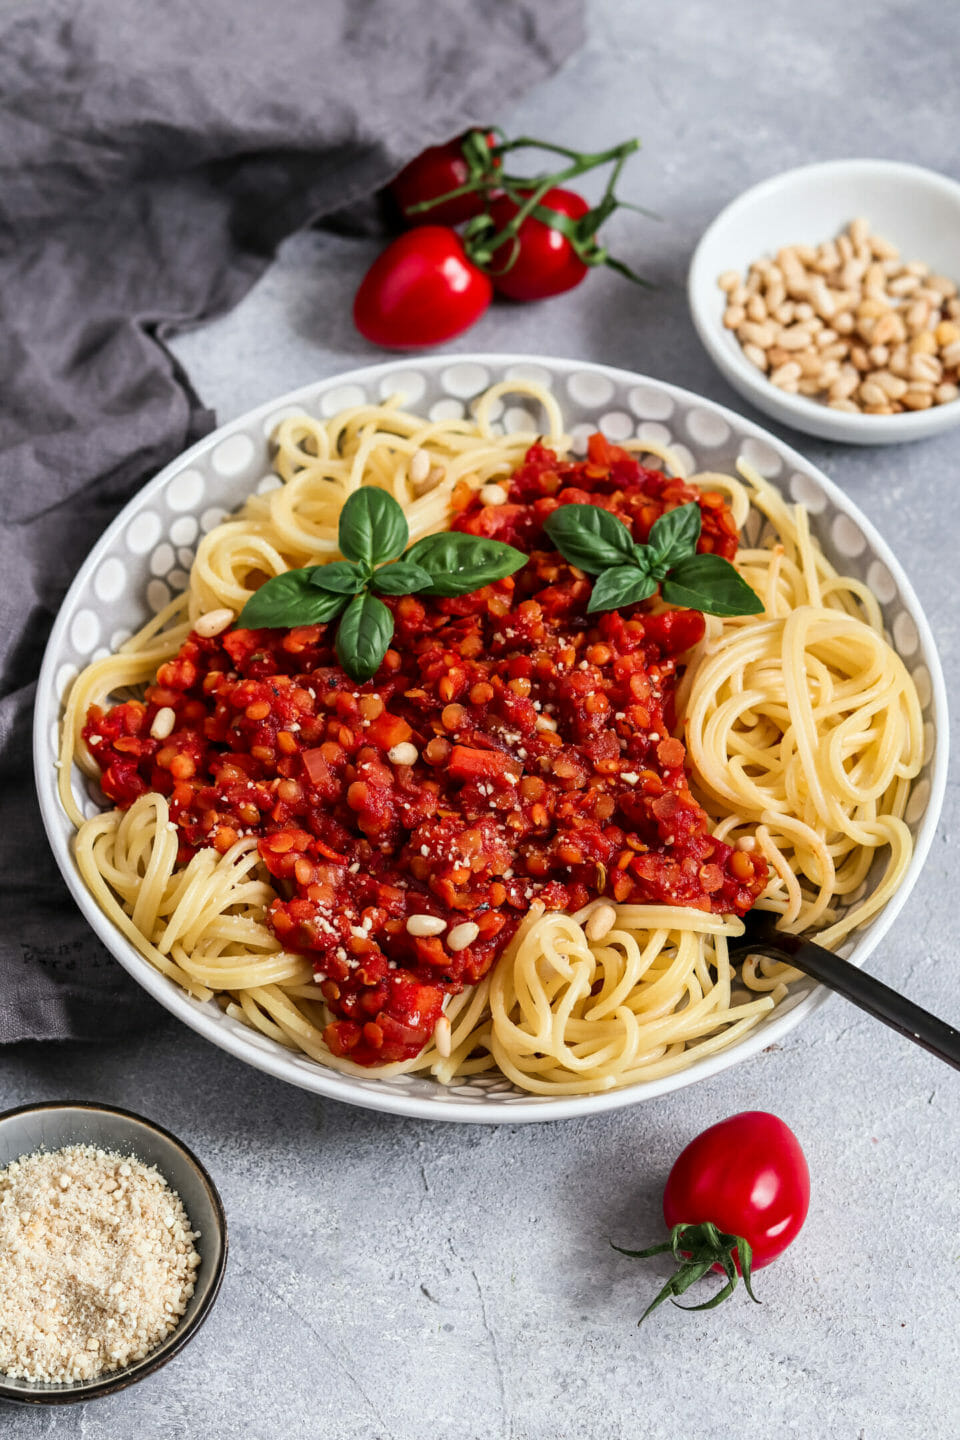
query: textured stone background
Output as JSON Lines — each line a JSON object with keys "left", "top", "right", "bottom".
{"left": 4, "top": 1, "right": 959, "bottom": 1435}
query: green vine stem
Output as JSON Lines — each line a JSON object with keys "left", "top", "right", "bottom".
{"left": 405, "top": 130, "right": 652, "bottom": 285}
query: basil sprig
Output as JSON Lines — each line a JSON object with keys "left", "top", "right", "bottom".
{"left": 237, "top": 488, "right": 526, "bottom": 682}
{"left": 543, "top": 502, "right": 763, "bottom": 617}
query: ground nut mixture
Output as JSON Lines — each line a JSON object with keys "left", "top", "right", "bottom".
{"left": 0, "top": 1144, "right": 201, "bottom": 1383}
{"left": 718, "top": 218, "right": 960, "bottom": 414}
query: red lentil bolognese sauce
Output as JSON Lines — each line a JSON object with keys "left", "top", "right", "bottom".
{"left": 83, "top": 435, "right": 767, "bottom": 1067}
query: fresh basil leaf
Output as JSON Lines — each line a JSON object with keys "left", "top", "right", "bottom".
{"left": 369, "top": 561, "right": 434, "bottom": 595}
{"left": 646, "top": 502, "right": 702, "bottom": 571}
{"left": 543, "top": 504, "right": 636, "bottom": 573}
{"left": 404, "top": 532, "right": 526, "bottom": 596}
{"left": 338, "top": 488, "right": 409, "bottom": 568}
{"left": 306, "top": 561, "right": 367, "bottom": 594}
{"left": 586, "top": 565, "right": 658, "bottom": 614}
{"left": 661, "top": 554, "right": 764, "bottom": 617}
{"left": 237, "top": 570, "right": 350, "bottom": 629}
{"left": 335, "top": 591, "right": 394, "bottom": 681}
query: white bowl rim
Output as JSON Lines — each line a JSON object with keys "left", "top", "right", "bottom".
{"left": 688, "top": 157, "right": 960, "bottom": 443}
{"left": 33, "top": 353, "right": 950, "bottom": 1124}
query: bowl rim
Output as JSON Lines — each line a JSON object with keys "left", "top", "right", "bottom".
{"left": 688, "top": 157, "right": 960, "bottom": 442}
{"left": 32, "top": 353, "right": 951, "bottom": 1123}
{"left": 0, "top": 1100, "right": 228, "bottom": 1405}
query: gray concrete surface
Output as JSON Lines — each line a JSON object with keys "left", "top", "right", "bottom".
{"left": 4, "top": 2, "right": 959, "bottom": 1436}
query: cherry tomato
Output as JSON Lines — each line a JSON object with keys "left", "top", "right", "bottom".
{"left": 390, "top": 132, "right": 498, "bottom": 227}
{"left": 664, "top": 1111, "right": 810, "bottom": 1270}
{"left": 353, "top": 227, "right": 493, "bottom": 349}
{"left": 487, "top": 186, "right": 590, "bottom": 301}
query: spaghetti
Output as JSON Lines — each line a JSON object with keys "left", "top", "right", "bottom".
{"left": 59, "top": 383, "right": 924, "bottom": 1094}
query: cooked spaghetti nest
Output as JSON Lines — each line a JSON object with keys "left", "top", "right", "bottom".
{"left": 60, "top": 381, "right": 924, "bottom": 1095}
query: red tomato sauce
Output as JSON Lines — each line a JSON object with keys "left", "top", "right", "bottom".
{"left": 83, "top": 435, "right": 766, "bottom": 1066}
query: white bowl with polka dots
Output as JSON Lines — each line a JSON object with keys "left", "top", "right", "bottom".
{"left": 689, "top": 159, "right": 960, "bottom": 444}
{"left": 34, "top": 357, "right": 948, "bottom": 1123}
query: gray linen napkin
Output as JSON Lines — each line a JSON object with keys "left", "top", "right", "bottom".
{"left": 0, "top": 0, "right": 583, "bottom": 1042}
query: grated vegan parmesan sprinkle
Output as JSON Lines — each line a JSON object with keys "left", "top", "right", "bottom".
{"left": 0, "top": 1144, "right": 201, "bottom": 1383}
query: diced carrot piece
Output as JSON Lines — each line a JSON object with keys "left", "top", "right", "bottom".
{"left": 448, "top": 746, "right": 515, "bottom": 782}
{"left": 366, "top": 711, "right": 413, "bottom": 750}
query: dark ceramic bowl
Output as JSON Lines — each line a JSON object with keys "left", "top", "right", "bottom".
{"left": 0, "top": 1101, "right": 227, "bottom": 1405}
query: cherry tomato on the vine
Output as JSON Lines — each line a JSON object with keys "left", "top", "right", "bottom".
{"left": 487, "top": 186, "right": 591, "bottom": 301}
{"left": 663, "top": 1111, "right": 810, "bottom": 1271}
{"left": 390, "top": 132, "right": 499, "bottom": 227}
{"left": 615, "top": 1111, "right": 810, "bottom": 1320}
{"left": 353, "top": 226, "right": 493, "bottom": 349}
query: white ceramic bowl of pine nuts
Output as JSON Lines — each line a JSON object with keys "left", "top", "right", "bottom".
{"left": 688, "top": 159, "right": 960, "bottom": 444}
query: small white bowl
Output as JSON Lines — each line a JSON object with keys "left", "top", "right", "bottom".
{"left": 688, "top": 159, "right": 960, "bottom": 445}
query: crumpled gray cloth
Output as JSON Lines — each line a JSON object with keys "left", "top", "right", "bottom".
{"left": 0, "top": 0, "right": 583, "bottom": 1042}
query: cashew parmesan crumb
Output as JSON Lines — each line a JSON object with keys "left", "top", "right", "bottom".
{"left": 0, "top": 1144, "right": 201, "bottom": 1383}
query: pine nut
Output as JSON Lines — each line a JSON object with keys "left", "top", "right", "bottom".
{"left": 871, "top": 312, "right": 904, "bottom": 347}
{"left": 941, "top": 340, "right": 960, "bottom": 368}
{"left": 585, "top": 903, "right": 618, "bottom": 942}
{"left": 928, "top": 274, "right": 958, "bottom": 298}
{"left": 479, "top": 483, "right": 508, "bottom": 506}
{"left": 743, "top": 342, "right": 768, "bottom": 370}
{"left": 730, "top": 285, "right": 749, "bottom": 307}
{"left": 936, "top": 320, "right": 960, "bottom": 347}
{"left": 793, "top": 302, "right": 814, "bottom": 322}
{"left": 888, "top": 273, "right": 920, "bottom": 297}
{"left": 739, "top": 320, "right": 777, "bottom": 348}
{"left": 870, "top": 234, "right": 899, "bottom": 260}
{"left": 850, "top": 345, "right": 871, "bottom": 371}
{"left": 815, "top": 327, "right": 839, "bottom": 349}
{"left": 902, "top": 390, "right": 934, "bottom": 410}
{"left": 773, "top": 302, "right": 796, "bottom": 325}
{"left": 447, "top": 922, "right": 480, "bottom": 952}
{"left": 840, "top": 259, "right": 866, "bottom": 289}
{"left": 873, "top": 371, "right": 908, "bottom": 400}
{"left": 829, "top": 370, "right": 860, "bottom": 401}
{"left": 905, "top": 260, "right": 930, "bottom": 278}
{"left": 822, "top": 342, "right": 849, "bottom": 361}
{"left": 765, "top": 277, "right": 786, "bottom": 311}
{"left": 829, "top": 398, "right": 861, "bottom": 413}
{"left": 746, "top": 295, "right": 767, "bottom": 322}
{"left": 905, "top": 301, "right": 929, "bottom": 334}
{"left": 797, "top": 378, "right": 821, "bottom": 396}
{"left": 910, "top": 331, "right": 937, "bottom": 356}
{"left": 867, "top": 344, "right": 889, "bottom": 368}
{"left": 837, "top": 234, "right": 855, "bottom": 263}
{"left": 777, "top": 325, "right": 812, "bottom": 351}
{"left": 858, "top": 379, "right": 886, "bottom": 407}
{"left": 388, "top": 741, "right": 419, "bottom": 766}
{"left": 150, "top": 707, "right": 176, "bottom": 740}
{"left": 797, "top": 351, "right": 823, "bottom": 378}
{"left": 946, "top": 299, "right": 960, "bottom": 319}
{"left": 809, "top": 278, "right": 836, "bottom": 318}
{"left": 834, "top": 311, "right": 855, "bottom": 334}
{"left": 909, "top": 353, "right": 941, "bottom": 384}
{"left": 194, "top": 608, "right": 234, "bottom": 638}
{"left": 433, "top": 1016, "right": 452, "bottom": 1058}
{"left": 536, "top": 713, "right": 558, "bottom": 732}
{"left": 770, "top": 361, "right": 802, "bottom": 389}
{"left": 406, "top": 914, "right": 447, "bottom": 937}
{"left": 718, "top": 270, "right": 740, "bottom": 293}
{"left": 935, "top": 382, "right": 959, "bottom": 404}
{"left": 850, "top": 217, "right": 870, "bottom": 248}
{"left": 409, "top": 449, "right": 431, "bottom": 485}
{"left": 819, "top": 359, "right": 841, "bottom": 386}
{"left": 723, "top": 305, "right": 745, "bottom": 329}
